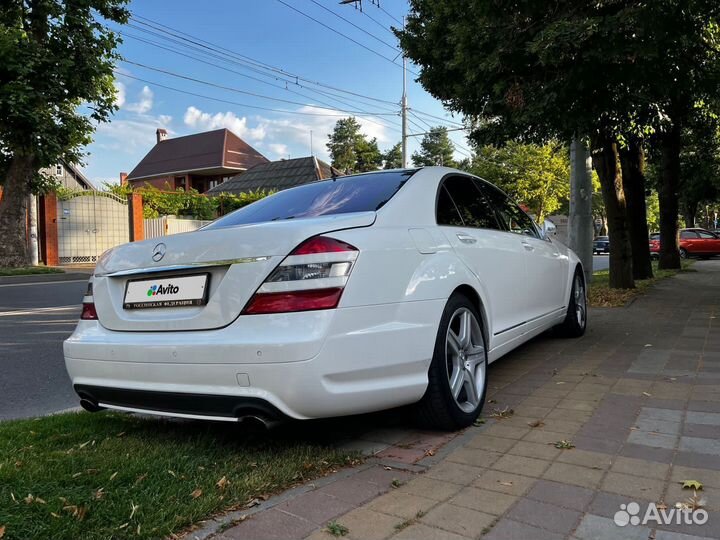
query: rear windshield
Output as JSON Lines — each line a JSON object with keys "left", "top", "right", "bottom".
{"left": 205, "top": 169, "right": 416, "bottom": 229}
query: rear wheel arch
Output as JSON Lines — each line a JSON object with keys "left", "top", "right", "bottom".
{"left": 450, "top": 284, "right": 490, "bottom": 345}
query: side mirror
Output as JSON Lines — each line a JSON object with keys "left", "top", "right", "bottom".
{"left": 540, "top": 220, "right": 556, "bottom": 240}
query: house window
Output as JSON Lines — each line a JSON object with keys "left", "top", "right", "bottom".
{"left": 55, "top": 164, "right": 63, "bottom": 176}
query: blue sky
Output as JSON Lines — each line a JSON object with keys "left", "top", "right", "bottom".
{"left": 83, "top": 0, "right": 470, "bottom": 185}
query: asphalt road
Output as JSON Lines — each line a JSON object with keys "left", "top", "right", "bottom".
{"left": 593, "top": 254, "right": 610, "bottom": 272}
{"left": 0, "top": 276, "right": 88, "bottom": 420}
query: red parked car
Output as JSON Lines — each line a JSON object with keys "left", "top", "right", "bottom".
{"left": 649, "top": 228, "right": 720, "bottom": 259}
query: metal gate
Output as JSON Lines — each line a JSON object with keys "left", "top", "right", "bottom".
{"left": 57, "top": 191, "right": 130, "bottom": 264}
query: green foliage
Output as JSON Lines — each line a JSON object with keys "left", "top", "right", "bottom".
{"left": 412, "top": 126, "right": 456, "bottom": 167}
{"left": 400, "top": 1, "right": 720, "bottom": 146}
{"left": 103, "top": 183, "right": 271, "bottom": 220}
{"left": 355, "top": 137, "right": 383, "bottom": 172}
{"left": 327, "top": 117, "right": 382, "bottom": 173}
{"left": 0, "top": 0, "right": 130, "bottom": 181}
{"left": 468, "top": 142, "right": 570, "bottom": 223}
{"left": 383, "top": 142, "right": 403, "bottom": 169}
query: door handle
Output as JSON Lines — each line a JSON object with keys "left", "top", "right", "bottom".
{"left": 521, "top": 241, "right": 534, "bottom": 251}
{"left": 456, "top": 232, "right": 477, "bottom": 244}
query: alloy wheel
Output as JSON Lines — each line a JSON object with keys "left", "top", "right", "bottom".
{"left": 574, "top": 274, "right": 586, "bottom": 328}
{"left": 445, "top": 308, "right": 486, "bottom": 413}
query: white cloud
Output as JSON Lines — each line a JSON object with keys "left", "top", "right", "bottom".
{"left": 126, "top": 85, "right": 153, "bottom": 114}
{"left": 114, "top": 81, "right": 126, "bottom": 108}
{"left": 252, "top": 106, "right": 394, "bottom": 161}
{"left": 183, "top": 106, "right": 266, "bottom": 141}
{"left": 268, "top": 143, "right": 289, "bottom": 158}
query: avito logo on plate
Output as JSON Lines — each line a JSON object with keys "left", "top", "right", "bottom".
{"left": 146, "top": 284, "right": 180, "bottom": 297}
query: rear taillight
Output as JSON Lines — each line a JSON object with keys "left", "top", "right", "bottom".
{"left": 243, "top": 236, "right": 358, "bottom": 315}
{"left": 81, "top": 302, "right": 98, "bottom": 320}
{"left": 80, "top": 280, "right": 98, "bottom": 320}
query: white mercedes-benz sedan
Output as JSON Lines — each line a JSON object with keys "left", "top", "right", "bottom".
{"left": 64, "top": 167, "right": 586, "bottom": 430}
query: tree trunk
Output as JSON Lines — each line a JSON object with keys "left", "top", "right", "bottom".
{"left": 682, "top": 201, "right": 697, "bottom": 228}
{"left": 568, "top": 137, "right": 594, "bottom": 285}
{"left": 591, "top": 136, "right": 635, "bottom": 289}
{"left": 619, "top": 139, "right": 653, "bottom": 280}
{"left": 658, "top": 124, "right": 682, "bottom": 270}
{"left": 0, "top": 154, "right": 35, "bottom": 268}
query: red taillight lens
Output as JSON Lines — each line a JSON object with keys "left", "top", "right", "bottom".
{"left": 244, "top": 288, "right": 344, "bottom": 315}
{"left": 81, "top": 302, "right": 98, "bottom": 320}
{"left": 243, "top": 236, "right": 358, "bottom": 315}
{"left": 291, "top": 236, "right": 357, "bottom": 255}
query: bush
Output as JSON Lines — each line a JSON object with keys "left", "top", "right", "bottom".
{"left": 102, "top": 183, "right": 273, "bottom": 220}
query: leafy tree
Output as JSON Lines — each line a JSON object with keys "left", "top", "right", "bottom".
{"left": 468, "top": 142, "right": 570, "bottom": 224}
{"left": 326, "top": 117, "right": 382, "bottom": 173}
{"left": 383, "top": 142, "right": 403, "bottom": 169}
{"left": 399, "top": 0, "right": 720, "bottom": 287}
{"left": 0, "top": 0, "right": 129, "bottom": 267}
{"left": 412, "top": 126, "right": 456, "bottom": 168}
{"left": 355, "top": 137, "right": 382, "bottom": 172}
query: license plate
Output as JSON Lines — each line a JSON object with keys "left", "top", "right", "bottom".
{"left": 123, "top": 274, "right": 209, "bottom": 309}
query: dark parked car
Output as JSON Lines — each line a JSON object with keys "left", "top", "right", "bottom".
{"left": 593, "top": 236, "right": 610, "bottom": 254}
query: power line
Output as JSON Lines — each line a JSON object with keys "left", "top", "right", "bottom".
{"left": 115, "top": 71, "right": 400, "bottom": 123}
{"left": 273, "top": 0, "right": 418, "bottom": 76}
{"left": 410, "top": 108, "right": 465, "bottom": 128}
{"left": 121, "top": 59, "right": 399, "bottom": 116}
{"left": 129, "top": 14, "right": 399, "bottom": 106}
{"left": 378, "top": 4, "right": 404, "bottom": 26}
{"left": 118, "top": 31, "right": 402, "bottom": 132}
{"left": 356, "top": 7, "right": 398, "bottom": 38}
{"left": 306, "top": 0, "right": 399, "bottom": 51}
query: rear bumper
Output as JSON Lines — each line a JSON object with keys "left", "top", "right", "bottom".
{"left": 64, "top": 300, "right": 444, "bottom": 420}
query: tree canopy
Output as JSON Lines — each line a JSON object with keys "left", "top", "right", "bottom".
{"left": 383, "top": 142, "right": 403, "bottom": 169}
{"left": 469, "top": 142, "right": 570, "bottom": 224}
{"left": 0, "top": 0, "right": 129, "bottom": 267}
{"left": 412, "top": 126, "right": 456, "bottom": 167}
{"left": 326, "top": 117, "right": 382, "bottom": 173}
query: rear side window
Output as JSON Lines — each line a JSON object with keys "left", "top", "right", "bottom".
{"left": 437, "top": 185, "right": 464, "bottom": 226}
{"left": 681, "top": 230, "right": 699, "bottom": 239}
{"left": 205, "top": 170, "right": 415, "bottom": 229}
{"left": 478, "top": 181, "right": 539, "bottom": 238}
{"left": 437, "top": 175, "right": 502, "bottom": 230}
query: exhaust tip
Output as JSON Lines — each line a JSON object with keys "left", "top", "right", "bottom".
{"left": 79, "top": 398, "right": 103, "bottom": 413}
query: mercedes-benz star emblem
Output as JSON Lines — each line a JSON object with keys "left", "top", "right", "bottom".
{"left": 152, "top": 243, "right": 167, "bottom": 262}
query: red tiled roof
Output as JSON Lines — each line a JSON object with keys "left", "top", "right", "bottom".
{"left": 127, "top": 129, "right": 268, "bottom": 181}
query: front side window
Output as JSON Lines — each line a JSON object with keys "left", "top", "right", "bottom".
{"left": 697, "top": 230, "right": 717, "bottom": 239}
{"left": 206, "top": 170, "right": 415, "bottom": 229}
{"left": 437, "top": 175, "right": 502, "bottom": 230}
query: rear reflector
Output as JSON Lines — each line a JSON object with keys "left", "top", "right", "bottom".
{"left": 81, "top": 302, "right": 98, "bottom": 320}
{"left": 243, "top": 288, "right": 344, "bottom": 314}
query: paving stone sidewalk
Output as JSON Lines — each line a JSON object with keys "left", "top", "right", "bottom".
{"left": 206, "top": 261, "right": 720, "bottom": 540}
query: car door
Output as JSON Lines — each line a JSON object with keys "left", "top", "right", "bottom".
{"left": 436, "top": 175, "right": 529, "bottom": 341}
{"left": 696, "top": 229, "right": 720, "bottom": 255}
{"left": 680, "top": 230, "right": 699, "bottom": 253}
{"left": 481, "top": 183, "right": 566, "bottom": 326}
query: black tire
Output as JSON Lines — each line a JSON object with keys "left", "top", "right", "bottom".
{"left": 679, "top": 248, "right": 689, "bottom": 259}
{"left": 415, "top": 294, "right": 488, "bottom": 431}
{"left": 557, "top": 268, "right": 587, "bottom": 338}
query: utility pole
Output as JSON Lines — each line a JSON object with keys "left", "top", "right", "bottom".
{"left": 341, "top": 1, "right": 408, "bottom": 168}
{"left": 401, "top": 17, "right": 408, "bottom": 168}
{"left": 568, "top": 137, "right": 594, "bottom": 284}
